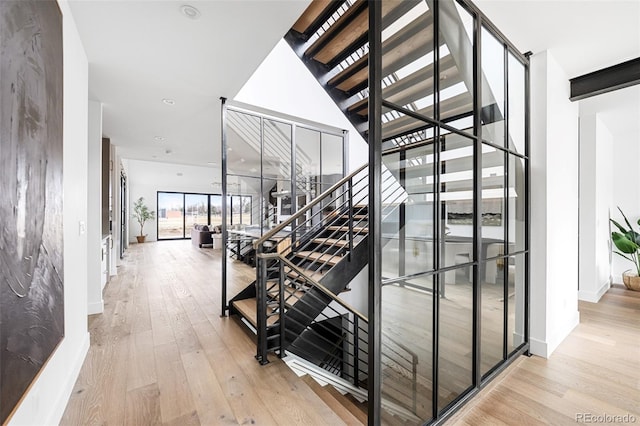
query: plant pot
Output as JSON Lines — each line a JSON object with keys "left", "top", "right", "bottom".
{"left": 622, "top": 270, "right": 640, "bottom": 291}
{"left": 136, "top": 235, "right": 146, "bottom": 244}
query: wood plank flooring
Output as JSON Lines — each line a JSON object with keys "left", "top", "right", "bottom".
{"left": 449, "top": 284, "right": 640, "bottom": 425}
{"left": 61, "top": 240, "right": 640, "bottom": 425}
{"left": 60, "top": 240, "right": 354, "bottom": 426}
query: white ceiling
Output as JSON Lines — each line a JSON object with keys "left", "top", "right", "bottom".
{"left": 69, "top": 0, "right": 640, "bottom": 167}
{"left": 474, "top": 0, "right": 640, "bottom": 141}
{"left": 68, "top": 0, "right": 310, "bottom": 167}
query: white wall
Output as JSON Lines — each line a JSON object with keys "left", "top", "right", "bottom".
{"left": 529, "top": 50, "right": 580, "bottom": 358}
{"left": 578, "top": 114, "right": 613, "bottom": 302}
{"left": 234, "top": 39, "right": 369, "bottom": 172}
{"left": 127, "top": 159, "right": 218, "bottom": 242}
{"left": 610, "top": 126, "right": 640, "bottom": 282}
{"left": 87, "top": 100, "right": 103, "bottom": 314}
{"left": 9, "top": 1, "right": 91, "bottom": 423}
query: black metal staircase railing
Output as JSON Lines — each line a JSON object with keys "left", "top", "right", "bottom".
{"left": 255, "top": 253, "right": 420, "bottom": 417}
{"left": 248, "top": 163, "right": 421, "bottom": 417}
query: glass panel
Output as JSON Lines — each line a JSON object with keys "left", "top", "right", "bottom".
{"left": 227, "top": 110, "right": 261, "bottom": 177}
{"left": 263, "top": 119, "right": 291, "bottom": 180}
{"left": 185, "top": 194, "right": 209, "bottom": 233}
{"left": 321, "top": 133, "right": 343, "bottom": 185}
{"left": 381, "top": 152, "right": 401, "bottom": 279}
{"left": 438, "top": 268, "right": 473, "bottom": 412}
{"left": 481, "top": 27, "right": 505, "bottom": 146}
{"left": 209, "top": 195, "right": 222, "bottom": 226}
{"left": 157, "top": 192, "right": 184, "bottom": 239}
{"left": 269, "top": 180, "right": 292, "bottom": 225}
{"left": 231, "top": 196, "right": 243, "bottom": 226}
{"left": 382, "top": 1, "right": 434, "bottom": 121}
{"left": 295, "top": 127, "right": 321, "bottom": 211}
{"left": 381, "top": 276, "right": 434, "bottom": 423}
{"left": 507, "top": 253, "right": 526, "bottom": 354}
{"left": 481, "top": 259, "right": 504, "bottom": 377}
{"left": 508, "top": 54, "right": 526, "bottom": 156}
{"left": 482, "top": 144, "right": 505, "bottom": 260}
{"left": 508, "top": 154, "right": 526, "bottom": 253}
{"left": 441, "top": 134, "right": 474, "bottom": 275}
{"left": 404, "top": 143, "right": 435, "bottom": 276}
{"left": 227, "top": 175, "right": 261, "bottom": 229}
{"left": 438, "top": 1, "right": 474, "bottom": 132}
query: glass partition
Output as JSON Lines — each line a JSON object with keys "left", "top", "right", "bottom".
{"left": 374, "top": 0, "right": 529, "bottom": 422}
{"left": 222, "top": 103, "right": 347, "bottom": 310}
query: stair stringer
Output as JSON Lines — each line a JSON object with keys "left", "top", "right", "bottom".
{"left": 280, "top": 235, "right": 369, "bottom": 348}
{"left": 285, "top": 352, "right": 422, "bottom": 424}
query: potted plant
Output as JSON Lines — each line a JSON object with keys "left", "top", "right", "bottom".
{"left": 610, "top": 207, "right": 640, "bottom": 291}
{"left": 132, "top": 197, "right": 155, "bottom": 243}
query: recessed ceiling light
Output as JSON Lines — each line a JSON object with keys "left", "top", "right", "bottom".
{"left": 180, "top": 4, "right": 201, "bottom": 19}
{"left": 240, "top": 158, "right": 245, "bottom": 163}
{"left": 227, "top": 147, "right": 232, "bottom": 151}
{"left": 154, "top": 136, "right": 165, "bottom": 142}
{"left": 207, "top": 161, "right": 217, "bottom": 165}
{"left": 162, "top": 98, "right": 175, "bottom": 106}
{"left": 249, "top": 167, "right": 257, "bottom": 173}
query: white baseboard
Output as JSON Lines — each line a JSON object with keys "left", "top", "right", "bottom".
{"left": 47, "top": 332, "right": 91, "bottom": 425}
{"left": 87, "top": 299, "right": 104, "bottom": 315}
{"left": 530, "top": 311, "right": 580, "bottom": 358}
{"left": 578, "top": 280, "right": 610, "bottom": 303}
{"left": 9, "top": 332, "right": 90, "bottom": 426}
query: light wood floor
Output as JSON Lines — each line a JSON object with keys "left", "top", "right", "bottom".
{"left": 450, "top": 284, "right": 640, "bottom": 425}
{"left": 60, "top": 240, "right": 353, "bottom": 425}
{"left": 61, "top": 240, "right": 640, "bottom": 425}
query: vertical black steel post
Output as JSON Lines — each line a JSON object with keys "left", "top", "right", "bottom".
{"left": 432, "top": 0, "right": 440, "bottom": 419}
{"left": 256, "top": 248, "right": 268, "bottom": 364}
{"left": 291, "top": 124, "right": 298, "bottom": 248}
{"left": 502, "top": 46, "right": 510, "bottom": 361}
{"left": 524, "top": 51, "right": 532, "bottom": 352}
{"left": 354, "top": 315, "right": 360, "bottom": 388}
{"left": 473, "top": 14, "right": 483, "bottom": 389}
{"left": 221, "top": 97, "right": 228, "bottom": 317}
{"left": 399, "top": 150, "right": 406, "bottom": 278}
{"left": 368, "top": 1, "right": 382, "bottom": 424}
{"left": 279, "top": 259, "right": 286, "bottom": 358}
{"left": 348, "top": 179, "right": 354, "bottom": 260}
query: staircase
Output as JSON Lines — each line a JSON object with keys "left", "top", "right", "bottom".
{"left": 228, "top": 163, "right": 422, "bottom": 422}
{"left": 285, "top": 0, "right": 498, "bottom": 146}
{"left": 228, "top": 1, "right": 505, "bottom": 424}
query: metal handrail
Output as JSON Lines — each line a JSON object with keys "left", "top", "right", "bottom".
{"left": 253, "top": 163, "right": 367, "bottom": 248}
{"left": 261, "top": 253, "right": 368, "bottom": 322}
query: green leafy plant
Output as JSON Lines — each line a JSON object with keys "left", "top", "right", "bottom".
{"left": 610, "top": 207, "right": 640, "bottom": 276}
{"left": 132, "top": 197, "right": 155, "bottom": 237}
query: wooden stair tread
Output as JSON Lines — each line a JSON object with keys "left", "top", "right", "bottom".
{"left": 324, "top": 385, "right": 368, "bottom": 424}
{"left": 308, "top": 0, "right": 410, "bottom": 66}
{"left": 327, "top": 225, "right": 369, "bottom": 233}
{"left": 347, "top": 55, "right": 459, "bottom": 116}
{"left": 232, "top": 298, "right": 278, "bottom": 328}
{"left": 382, "top": 92, "right": 473, "bottom": 139}
{"left": 293, "top": 251, "right": 341, "bottom": 267}
{"left": 301, "top": 376, "right": 365, "bottom": 425}
{"left": 329, "top": 11, "right": 435, "bottom": 93}
{"left": 307, "top": 0, "right": 368, "bottom": 65}
{"left": 339, "top": 214, "right": 367, "bottom": 220}
{"left": 292, "top": 0, "right": 337, "bottom": 35}
{"left": 312, "top": 238, "right": 351, "bottom": 248}
{"left": 287, "top": 268, "right": 326, "bottom": 282}
{"left": 267, "top": 288, "right": 307, "bottom": 306}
